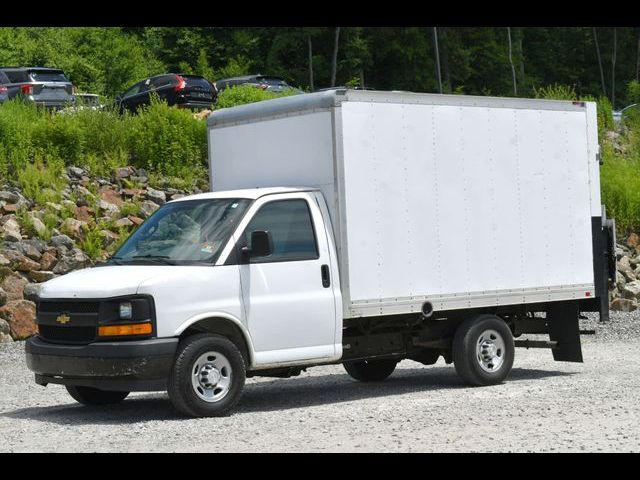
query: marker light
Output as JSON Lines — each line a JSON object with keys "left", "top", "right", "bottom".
{"left": 98, "top": 322, "right": 152, "bottom": 337}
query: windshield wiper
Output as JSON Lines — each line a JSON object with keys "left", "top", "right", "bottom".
{"left": 131, "top": 255, "right": 176, "bottom": 265}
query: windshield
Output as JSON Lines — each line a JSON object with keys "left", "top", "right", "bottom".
{"left": 111, "top": 198, "right": 251, "bottom": 265}
{"left": 29, "top": 71, "right": 69, "bottom": 82}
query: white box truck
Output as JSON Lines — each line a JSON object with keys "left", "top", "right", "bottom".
{"left": 26, "top": 89, "right": 617, "bottom": 417}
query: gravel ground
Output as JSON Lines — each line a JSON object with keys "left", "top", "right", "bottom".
{"left": 1, "top": 311, "right": 639, "bottom": 452}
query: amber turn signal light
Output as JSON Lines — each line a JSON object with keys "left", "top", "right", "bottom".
{"left": 98, "top": 322, "right": 152, "bottom": 337}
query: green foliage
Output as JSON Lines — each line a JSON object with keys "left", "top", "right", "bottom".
{"left": 127, "top": 97, "right": 207, "bottom": 179}
{"left": 16, "top": 158, "right": 67, "bottom": 205}
{"left": 119, "top": 201, "right": 140, "bottom": 217}
{"left": 216, "top": 84, "right": 295, "bottom": 110}
{"left": 601, "top": 145, "right": 640, "bottom": 234}
{"left": 533, "top": 84, "right": 577, "bottom": 100}
{"left": 79, "top": 221, "right": 106, "bottom": 261}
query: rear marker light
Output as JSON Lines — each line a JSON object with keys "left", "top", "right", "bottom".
{"left": 21, "top": 84, "right": 33, "bottom": 95}
{"left": 585, "top": 292, "right": 592, "bottom": 297}
{"left": 98, "top": 322, "right": 152, "bottom": 337}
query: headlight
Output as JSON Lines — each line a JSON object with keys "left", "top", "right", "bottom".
{"left": 119, "top": 301, "right": 133, "bottom": 320}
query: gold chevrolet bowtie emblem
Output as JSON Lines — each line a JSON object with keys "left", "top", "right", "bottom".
{"left": 56, "top": 314, "right": 71, "bottom": 325}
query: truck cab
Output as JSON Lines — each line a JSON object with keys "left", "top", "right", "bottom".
{"left": 26, "top": 187, "right": 344, "bottom": 416}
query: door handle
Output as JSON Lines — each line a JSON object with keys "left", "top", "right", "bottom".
{"left": 321, "top": 264, "right": 331, "bottom": 288}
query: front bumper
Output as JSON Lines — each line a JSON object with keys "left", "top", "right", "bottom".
{"left": 25, "top": 336, "right": 178, "bottom": 392}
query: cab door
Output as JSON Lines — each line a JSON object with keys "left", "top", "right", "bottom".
{"left": 233, "top": 193, "right": 338, "bottom": 366}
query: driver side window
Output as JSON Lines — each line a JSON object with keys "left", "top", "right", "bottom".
{"left": 241, "top": 199, "right": 319, "bottom": 263}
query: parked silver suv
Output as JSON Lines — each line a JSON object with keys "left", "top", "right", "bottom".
{"left": 0, "top": 67, "right": 75, "bottom": 109}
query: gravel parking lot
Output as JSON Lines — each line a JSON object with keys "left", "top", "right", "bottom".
{"left": 1, "top": 312, "right": 639, "bottom": 452}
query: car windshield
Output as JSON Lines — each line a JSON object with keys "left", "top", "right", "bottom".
{"left": 111, "top": 198, "right": 251, "bottom": 265}
{"left": 29, "top": 71, "right": 69, "bottom": 82}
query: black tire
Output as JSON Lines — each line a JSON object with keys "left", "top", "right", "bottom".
{"left": 453, "top": 314, "right": 514, "bottom": 386}
{"left": 66, "top": 386, "right": 129, "bottom": 406}
{"left": 343, "top": 358, "right": 398, "bottom": 382}
{"left": 168, "top": 333, "right": 246, "bottom": 417}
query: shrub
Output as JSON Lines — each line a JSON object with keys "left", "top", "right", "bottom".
{"left": 127, "top": 97, "right": 207, "bottom": 179}
{"left": 17, "top": 158, "right": 67, "bottom": 205}
{"left": 533, "top": 84, "right": 577, "bottom": 101}
{"left": 215, "top": 84, "right": 295, "bottom": 109}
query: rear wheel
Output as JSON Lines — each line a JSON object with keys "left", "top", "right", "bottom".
{"left": 453, "top": 314, "right": 514, "bottom": 386}
{"left": 168, "top": 333, "right": 246, "bottom": 417}
{"left": 343, "top": 358, "right": 398, "bottom": 382}
{"left": 66, "top": 386, "right": 129, "bottom": 406}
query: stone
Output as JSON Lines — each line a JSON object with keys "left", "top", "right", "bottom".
{"left": 130, "top": 175, "right": 148, "bottom": 184}
{"left": 0, "top": 299, "right": 37, "bottom": 339}
{"left": 28, "top": 270, "right": 56, "bottom": 283}
{"left": 610, "top": 297, "right": 638, "bottom": 312}
{"left": 50, "top": 234, "right": 74, "bottom": 250}
{"left": 115, "top": 167, "right": 131, "bottom": 179}
{"left": 100, "top": 188, "right": 123, "bottom": 207}
{"left": 128, "top": 216, "right": 144, "bottom": 226}
{"left": 39, "top": 251, "right": 58, "bottom": 271}
{"left": 0, "top": 254, "right": 8, "bottom": 267}
{"left": 75, "top": 205, "right": 93, "bottom": 222}
{"left": 122, "top": 188, "right": 145, "bottom": 198}
{"left": 2, "top": 217, "right": 21, "bottom": 242}
{"left": 14, "top": 242, "right": 41, "bottom": 262}
{"left": 67, "top": 166, "right": 85, "bottom": 178}
{"left": 28, "top": 214, "right": 47, "bottom": 237}
{"left": 23, "top": 283, "right": 41, "bottom": 302}
{"left": 114, "top": 217, "right": 133, "bottom": 228}
{"left": 170, "top": 193, "right": 186, "bottom": 201}
{"left": 622, "top": 280, "right": 640, "bottom": 300}
{"left": 0, "top": 249, "right": 40, "bottom": 272}
{"left": 139, "top": 200, "right": 159, "bottom": 219}
{"left": 0, "top": 287, "right": 7, "bottom": 307}
{"left": 99, "top": 200, "right": 120, "bottom": 218}
{"left": 99, "top": 230, "right": 119, "bottom": 246}
{"left": 1, "top": 204, "right": 18, "bottom": 214}
{"left": 0, "top": 191, "right": 20, "bottom": 204}
{"left": 0, "top": 318, "right": 11, "bottom": 343}
{"left": 45, "top": 202, "right": 63, "bottom": 213}
{"left": 53, "top": 248, "right": 91, "bottom": 275}
{"left": 627, "top": 233, "right": 640, "bottom": 250}
{"left": 146, "top": 187, "right": 166, "bottom": 205}
{"left": 60, "top": 218, "right": 86, "bottom": 239}
{"left": 0, "top": 270, "right": 27, "bottom": 301}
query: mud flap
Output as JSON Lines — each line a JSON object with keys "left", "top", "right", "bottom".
{"left": 547, "top": 301, "right": 583, "bottom": 363}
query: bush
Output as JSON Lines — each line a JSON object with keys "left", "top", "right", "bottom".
{"left": 127, "top": 97, "right": 207, "bottom": 181}
{"left": 216, "top": 84, "right": 296, "bottom": 109}
{"left": 600, "top": 145, "right": 640, "bottom": 234}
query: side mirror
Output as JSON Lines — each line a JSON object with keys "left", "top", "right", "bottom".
{"left": 242, "top": 230, "right": 273, "bottom": 258}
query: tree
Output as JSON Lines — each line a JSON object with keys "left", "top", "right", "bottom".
{"left": 507, "top": 27, "right": 517, "bottom": 95}
{"left": 593, "top": 27, "right": 607, "bottom": 97}
{"left": 432, "top": 27, "right": 443, "bottom": 94}
{"left": 331, "top": 27, "right": 341, "bottom": 87}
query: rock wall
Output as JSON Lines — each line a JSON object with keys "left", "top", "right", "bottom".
{"left": 0, "top": 165, "right": 200, "bottom": 341}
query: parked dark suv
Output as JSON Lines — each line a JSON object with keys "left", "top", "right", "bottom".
{"left": 0, "top": 71, "right": 20, "bottom": 104}
{"left": 0, "top": 67, "right": 75, "bottom": 109}
{"left": 215, "top": 75, "right": 301, "bottom": 94}
{"left": 116, "top": 74, "right": 217, "bottom": 112}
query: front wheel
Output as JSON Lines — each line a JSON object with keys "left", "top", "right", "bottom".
{"left": 343, "top": 358, "right": 398, "bottom": 382}
{"left": 66, "top": 386, "right": 129, "bottom": 405}
{"left": 168, "top": 333, "right": 246, "bottom": 417}
{"left": 453, "top": 314, "right": 514, "bottom": 386}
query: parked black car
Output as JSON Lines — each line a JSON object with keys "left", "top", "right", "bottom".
{"left": 0, "top": 67, "right": 75, "bottom": 109}
{"left": 215, "top": 74, "right": 302, "bottom": 94}
{"left": 115, "top": 74, "right": 217, "bottom": 112}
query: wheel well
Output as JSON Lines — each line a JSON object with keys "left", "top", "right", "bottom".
{"left": 180, "top": 318, "right": 251, "bottom": 366}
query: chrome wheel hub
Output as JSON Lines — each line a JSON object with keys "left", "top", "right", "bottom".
{"left": 191, "top": 351, "right": 232, "bottom": 403}
{"left": 476, "top": 329, "right": 505, "bottom": 373}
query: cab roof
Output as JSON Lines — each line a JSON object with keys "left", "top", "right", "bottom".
{"left": 170, "top": 187, "right": 318, "bottom": 203}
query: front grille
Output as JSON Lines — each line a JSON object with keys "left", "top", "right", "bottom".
{"left": 38, "top": 325, "right": 97, "bottom": 344}
{"left": 38, "top": 301, "right": 100, "bottom": 314}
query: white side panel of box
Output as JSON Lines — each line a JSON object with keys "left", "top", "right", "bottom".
{"left": 208, "top": 111, "right": 338, "bottom": 226}
{"left": 340, "top": 101, "right": 595, "bottom": 316}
